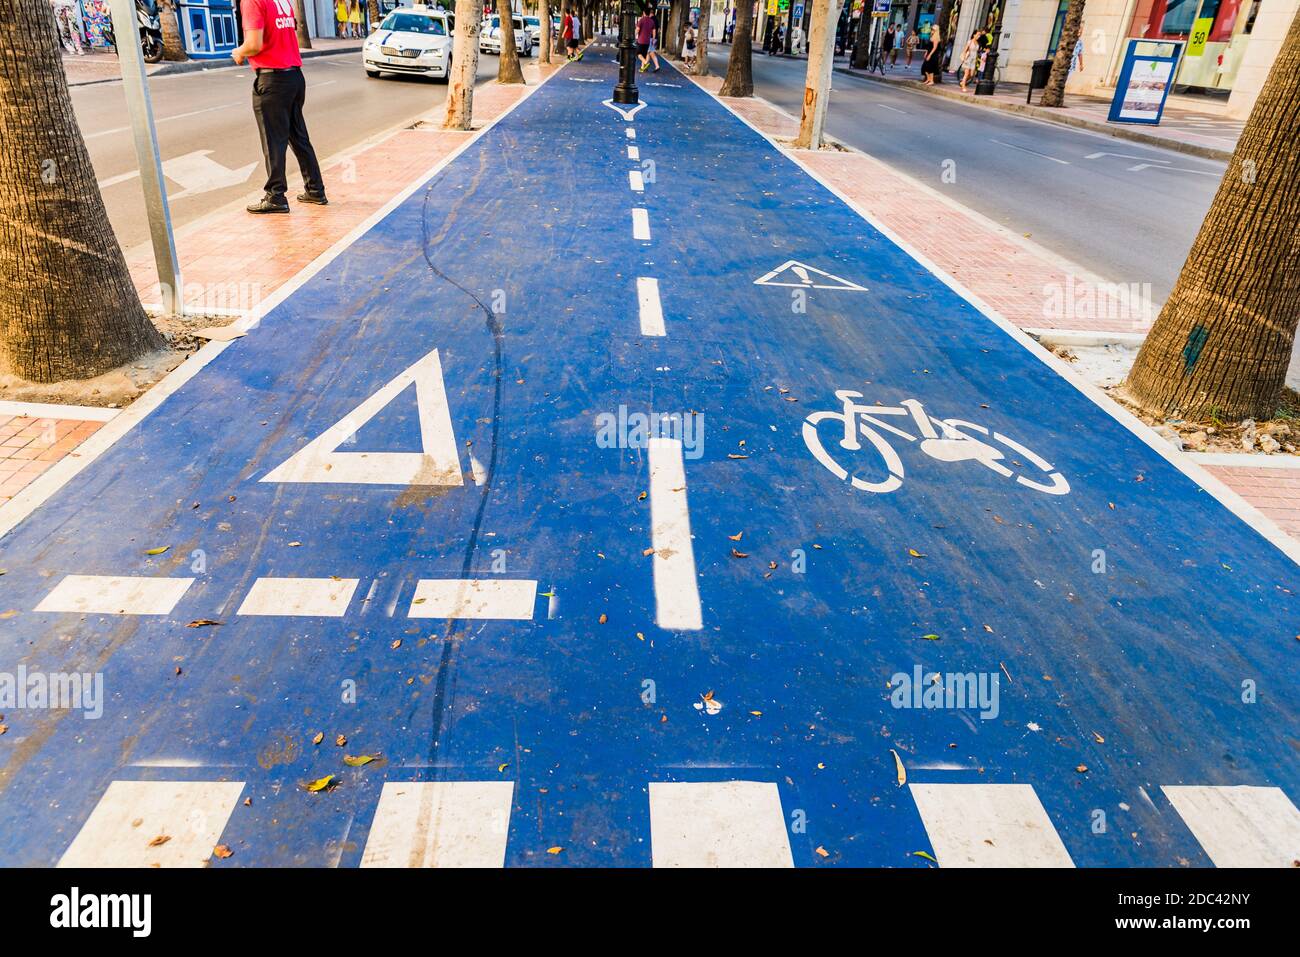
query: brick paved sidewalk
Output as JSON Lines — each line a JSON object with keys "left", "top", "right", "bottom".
{"left": 0, "top": 63, "right": 556, "bottom": 510}
{"left": 691, "top": 73, "right": 1299, "bottom": 543}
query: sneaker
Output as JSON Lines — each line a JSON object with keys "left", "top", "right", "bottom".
{"left": 297, "top": 191, "right": 329, "bottom": 206}
{"left": 247, "top": 194, "right": 290, "bottom": 214}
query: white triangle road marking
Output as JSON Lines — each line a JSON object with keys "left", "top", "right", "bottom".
{"left": 261, "top": 348, "right": 463, "bottom": 487}
{"left": 754, "top": 260, "right": 867, "bottom": 291}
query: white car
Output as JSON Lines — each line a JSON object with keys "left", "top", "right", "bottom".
{"left": 363, "top": 7, "right": 455, "bottom": 81}
{"left": 479, "top": 14, "right": 533, "bottom": 57}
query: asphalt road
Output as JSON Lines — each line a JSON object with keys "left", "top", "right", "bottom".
{"left": 72, "top": 52, "right": 502, "bottom": 252}
{"left": 710, "top": 49, "right": 1225, "bottom": 305}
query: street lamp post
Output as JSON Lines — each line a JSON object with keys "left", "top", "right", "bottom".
{"left": 974, "top": 3, "right": 1004, "bottom": 96}
{"left": 614, "top": 0, "right": 640, "bottom": 104}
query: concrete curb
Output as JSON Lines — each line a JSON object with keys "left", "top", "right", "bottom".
{"left": 833, "top": 66, "right": 1234, "bottom": 164}
{"left": 67, "top": 44, "right": 363, "bottom": 88}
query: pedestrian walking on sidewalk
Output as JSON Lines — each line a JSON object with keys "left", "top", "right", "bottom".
{"left": 921, "top": 28, "right": 942, "bottom": 85}
{"left": 348, "top": 0, "right": 362, "bottom": 38}
{"left": 562, "top": 8, "right": 578, "bottom": 60}
{"left": 683, "top": 22, "right": 697, "bottom": 69}
{"left": 233, "top": 0, "right": 328, "bottom": 214}
{"left": 904, "top": 28, "right": 918, "bottom": 67}
{"left": 958, "top": 29, "right": 980, "bottom": 91}
{"left": 636, "top": 7, "right": 659, "bottom": 72}
{"left": 335, "top": 0, "right": 348, "bottom": 38}
{"left": 881, "top": 24, "right": 896, "bottom": 69}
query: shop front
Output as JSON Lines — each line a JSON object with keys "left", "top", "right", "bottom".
{"left": 1127, "top": 0, "right": 1260, "bottom": 92}
{"left": 177, "top": 0, "right": 241, "bottom": 59}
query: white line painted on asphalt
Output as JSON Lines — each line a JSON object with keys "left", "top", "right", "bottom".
{"left": 648, "top": 437, "right": 702, "bottom": 630}
{"left": 637, "top": 277, "right": 666, "bottom": 337}
{"left": 35, "top": 575, "right": 195, "bottom": 616}
{"left": 875, "top": 102, "right": 909, "bottom": 114}
{"left": 361, "top": 781, "right": 514, "bottom": 867}
{"left": 629, "top": 169, "right": 645, "bottom": 192}
{"left": 1128, "top": 162, "right": 1220, "bottom": 176}
{"left": 83, "top": 101, "right": 242, "bottom": 141}
{"left": 632, "top": 207, "right": 651, "bottom": 241}
{"left": 625, "top": 127, "right": 636, "bottom": 139}
{"left": 649, "top": 781, "right": 794, "bottom": 867}
{"left": 1163, "top": 785, "right": 1300, "bottom": 867}
{"left": 627, "top": 145, "right": 640, "bottom": 160}
{"left": 58, "top": 781, "right": 245, "bottom": 868}
{"left": 407, "top": 579, "right": 538, "bottom": 620}
{"left": 910, "top": 783, "right": 1074, "bottom": 867}
{"left": 237, "top": 577, "right": 360, "bottom": 617}
{"left": 990, "top": 138, "right": 1071, "bottom": 165}
{"left": 602, "top": 99, "right": 646, "bottom": 120}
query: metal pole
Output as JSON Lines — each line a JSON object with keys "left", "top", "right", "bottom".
{"left": 613, "top": 0, "right": 639, "bottom": 103}
{"left": 109, "top": 0, "right": 183, "bottom": 315}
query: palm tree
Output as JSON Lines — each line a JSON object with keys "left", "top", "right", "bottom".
{"left": 0, "top": 0, "right": 164, "bottom": 383}
{"left": 719, "top": 0, "right": 754, "bottom": 95}
{"left": 664, "top": 0, "right": 684, "bottom": 59}
{"left": 293, "top": 0, "right": 312, "bottom": 49}
{"left": 159, "top": 0, "right": 188, "bottom": 60}
{"left": 496, "top": 0, "right": 526, "bottom": 84}
{"left": 793, "top": 0, "right": 843, "bottom": 148}
{"left": 1123, "top": 8, "right": 1300, "bottom": 421}
{"left": 445, "top": 0, "right": 483, "bottom": 129}
{"left": 1040, "top": 0, "right": 1085, "bottom": 108}
{"left": 692, "top": 3, "right": 709, "bottom": 75}
{"left": 539, "top": 0, "right": 553, "bottom": 63}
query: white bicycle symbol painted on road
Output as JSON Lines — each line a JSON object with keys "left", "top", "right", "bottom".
{"left": 803, "top": 390, "right": 1070, "bottom": 495}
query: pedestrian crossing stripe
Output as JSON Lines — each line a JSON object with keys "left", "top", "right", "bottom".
{"left": 261, "top": 348, "right": 463, "bottom": 487}
{"left": 1162, "top": 785, "right": 1300, "bottom": 868}
{"left": 754, "top": 259, "right": 868, "bottom": 291}
{"left": 51, "top": 779, "right": 1300, "bottom": 867}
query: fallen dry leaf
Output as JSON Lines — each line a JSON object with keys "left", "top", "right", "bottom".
{"left": 303, "top": 775, "right": 336, "bottom": 792}
{"left": 186, "top": 619, "right": 223, "bottom": 628}
{"left": 212, "top": 845, "right": 233, "bottom": 859}
{"left": 144, "top": 546, "right": 169, "bottom": 556}
{"left": 147, "top": 835, "right": 171, "bottom": 847}
{"left": 312, "top": 731, "right": 324, "bottom": 746}
{"left": 343, "top": 754, "right": 378, "bottom": 767}
{"left": 890, "top": 748, "right": 907, "bottom": 787}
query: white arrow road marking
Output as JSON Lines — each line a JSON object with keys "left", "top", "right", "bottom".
{"left": 602, "top": 99, "right": 646, "bottom": 120}
{"left": 754, "top": 260, "right": 867, "bottom": 292}
{"left": 95, "top": 149, "right": 258, "bottom": 197}
{"left": 261, "top": 348, "right": 463, "bottom": 486}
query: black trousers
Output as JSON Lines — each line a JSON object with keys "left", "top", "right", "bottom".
{"left": 251, "top": 67, "right": 324, "bottom": 199}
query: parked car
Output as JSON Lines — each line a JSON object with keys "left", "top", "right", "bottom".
{"left": 479, "top": 14, "right": 533, "bottom": 57}
{"left": 363, "top": 6, "right": 455, "bottom": 81}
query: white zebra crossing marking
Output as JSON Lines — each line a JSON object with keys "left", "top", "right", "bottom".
{"left": 35, "top": 575, "right": 195, "bottom": 616}
{"left": 406, "top": 579, "right": 538, "bottom": 620}
{"left": 1163, "top": 785, "right": 1300, "bottom": 867}
{"left": 650, "top": 781, "right": 794, "bottom": 867}
{"left": 648, "top": 437, "right": 702, "bottom": 631}
{"left": 361, "top": 781, "right": 514, "bottom": 867}
{"left": 237, "top": 577, "right": 360, "bottom": 616}
{"left": 58, "top": 781, "right": 245, "bottom": 868}
{"left": 909, "top": 783, "right": 1074, "bottom": 867}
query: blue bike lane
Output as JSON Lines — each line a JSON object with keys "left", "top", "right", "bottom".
{"left": 0, "top": 48, "right": 1295, "bottom": 867}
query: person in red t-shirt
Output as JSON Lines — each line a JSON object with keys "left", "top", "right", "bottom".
{"left": 562, "top": 8, "right": 579, "bottom": 61}
{"left": 233, "top": 0, "right": 326, "bottom": 213}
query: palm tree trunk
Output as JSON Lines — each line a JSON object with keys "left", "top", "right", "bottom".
{"left": 692, "top": 2, "right": 710, "bottom": 75}
{"left": 793, "top": 0, "right": 842, "bottom": 148}
{"left": 159, "top": 0, "right": 188, "bottom": 60}
{"left": 445, "top": 0, "right": 482, "bottom": 129}
{"left": 718, "top": 0, "right": 753, "bottom": 96}
{"left": 496, "top": 0, "right": 525, "bottom": 84}
{"left": 367, "top": 0, "right": 381, "bottom": 33}
{"left": 539, "top": 0, "right": 553, "bottom": 63}
{"left": 0, "top": 0, "right": 164, "bottom": 383}
{"left": 295, "top": 0, "right": 313, "bottom": 49}
{"left": 1040, "top": 0, "right": 1085, "bottom": 108}
{"left": 1123, "top": 8, "right": 1300, "bottom": 421}
{"left": 664, "top": 0, "right": 684, "bottom": 59}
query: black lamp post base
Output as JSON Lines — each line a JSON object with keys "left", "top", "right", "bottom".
{"left": 613, "top": 85, "right": 639, "bottom": 104}
{"left": 974, "top": 51, "right": 998, "bottom": 96}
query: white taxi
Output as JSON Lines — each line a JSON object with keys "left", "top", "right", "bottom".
{"left": 363, "top": 6, "right": 455, "bottom": 81}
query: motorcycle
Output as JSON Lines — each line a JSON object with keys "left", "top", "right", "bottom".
{"left": 102, "top": 0, "right": 166, "bottom": 64}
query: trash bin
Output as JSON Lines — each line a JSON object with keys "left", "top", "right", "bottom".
{"left": 1028, "top": 58, "right": 1054, "bottom": 103}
